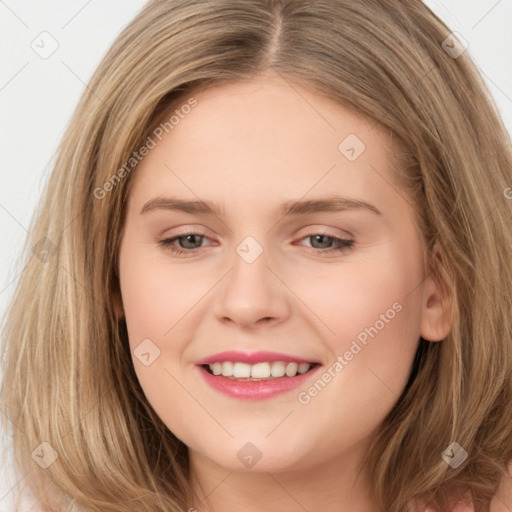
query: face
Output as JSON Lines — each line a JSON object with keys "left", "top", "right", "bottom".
{"left": 116, "top": 71, "right": 450, "bottom": 477}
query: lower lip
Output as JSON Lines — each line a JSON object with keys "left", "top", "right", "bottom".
{"left": 197, "top": 365, "right": 321, "bottom": 400}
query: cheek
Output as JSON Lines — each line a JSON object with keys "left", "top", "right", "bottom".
{"left": 118, "top": 250, "right": 200, "bottom": 430}
{"left": 288, "top": 244, "right": 423, "bottom": 353}
{"left": 323, "top": 246, "right": 424, "bottom": 395}
{"left": 119, "top": 250, "right": 206, "bottom": 345}
{"left": 290, "top": 258, "right": 423, "bottom": 462}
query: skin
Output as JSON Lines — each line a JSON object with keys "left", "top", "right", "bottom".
{"left": 115, "top": 70, "right": 452, "bottom": 512}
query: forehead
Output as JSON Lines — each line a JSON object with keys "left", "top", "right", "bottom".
{"left": 126, "top": 73, "right": 405, "bottom": 216}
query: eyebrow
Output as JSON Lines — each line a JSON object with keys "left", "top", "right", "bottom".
{"left": 139, "top": 195, "right": 382, "bottom": 217}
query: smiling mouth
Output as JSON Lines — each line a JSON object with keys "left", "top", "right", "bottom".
{"left": 201, "top": 361, "right": 320, "bottom": 381}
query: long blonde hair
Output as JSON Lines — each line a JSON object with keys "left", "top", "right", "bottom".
{"left": 2, "top": 1, "right": 512, "bottom": 511}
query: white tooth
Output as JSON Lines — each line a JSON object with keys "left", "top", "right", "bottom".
{"left": 298, "top": 363, "right": 311, "bottom": 374}
{"left": 251, "top": 362, "right": 271, "bottom": 379}
{"left": 285, "top": 362, "right": 298, "bottom": 377}
{"left": 215, "top": 361, "right": 309, "bottom": 379}
{"left": 233, "top": 362, "right": 251, "bottom": 378}
{"left": 270, "top": 361, "right": 286, "bottom": 378}
{"left": 221, "top": 361, "right": 234, "bottom": 377}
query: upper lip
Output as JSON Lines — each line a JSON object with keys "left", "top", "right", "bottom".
{"left": 195, "top": 350, "right": 321, "bottom": 366}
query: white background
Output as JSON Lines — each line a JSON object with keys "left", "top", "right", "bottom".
{"left": 1, "top": 0, "right": 512, "bottom": 509}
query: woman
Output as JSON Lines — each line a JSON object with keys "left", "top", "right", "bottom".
{"left": 2, "top": 1, "right": 512, "bottom": 510}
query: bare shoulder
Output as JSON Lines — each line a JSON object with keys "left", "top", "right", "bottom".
{"left": 489, "top": 460, "right": 512, "bottom": 512}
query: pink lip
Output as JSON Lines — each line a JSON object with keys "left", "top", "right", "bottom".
{"left": 196, "top": 364, "right": 321, "bottom": 400}
{"left": 195, "top": 350, "right": 319, "bottom": 366}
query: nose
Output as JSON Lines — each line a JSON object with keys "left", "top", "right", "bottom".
{"left": 213, "top": 244, "right": 292, "bottom": 329}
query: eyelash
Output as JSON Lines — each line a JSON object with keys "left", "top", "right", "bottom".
{"left": 158, "top": 230, "right": 355, "bottom": 256}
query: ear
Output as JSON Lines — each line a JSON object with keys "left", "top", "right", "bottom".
{"left": 420, "top": 241, "right": 453, "bottom": 342}
{"left": 112, "top": 287, "right": 125, "bottom": 320}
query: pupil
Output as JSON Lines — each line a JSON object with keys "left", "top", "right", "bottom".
{"left": 182, "top": 234, "right": 201, "bottom": 249}
{"left": 313, "top": 235, "right": 330, "bottom": 249}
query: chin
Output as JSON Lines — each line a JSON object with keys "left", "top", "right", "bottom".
{"left": 196, "top": 439, "right": 314, "bottom": 474}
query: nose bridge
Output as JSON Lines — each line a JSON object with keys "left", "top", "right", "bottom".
{"left": 213, "top": 233, "right": 291, "bottom": 327}
{"left": 232, "top": 234, "right": 269, "bottom": 292}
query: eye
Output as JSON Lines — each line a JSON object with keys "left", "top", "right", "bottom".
{"left": 296, "top": 234, "right": 354, "bottom": 255}
{"left": 158, "top": 231, "right": 210, "bottom": 255}
{"left": 158, "top": 231, "right": 355, "bottom": 256}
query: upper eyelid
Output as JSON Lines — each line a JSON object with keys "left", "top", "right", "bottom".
{"left": 162, "top": 224, "right": 354, "bottom": 239}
